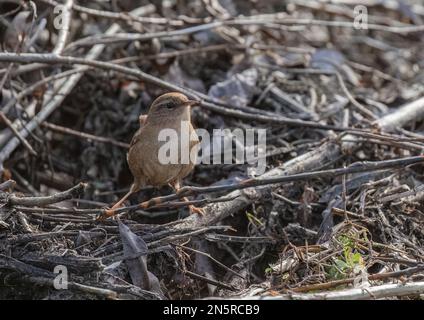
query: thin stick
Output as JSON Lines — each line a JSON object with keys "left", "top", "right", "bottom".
{"left": 0, "top": 53, "right": 371, "bottom": 133}
{"left": 228, "top": 17, "right": 424, "bottom": 34}
{"left": 52, "top": 0, "right": 73, "bottom": 55}
{"left": 36, "top": 0, "right": 181, "bottom": 26}
{"left": 66, "top": 17, "right": 424, "bottom": 50}
{"left": 0, "top": 112, "right": 37, "bottom": 156}
{"left": 21, "top": 276, "right": 118, "bottom": 299}
{"left": 42, "top": 122, "right": 130, "bottom": 149}
{"left": 184, "top": 270, "right": 236, "bottom": 291}
{"left": 6, "top": 182, "right": 86, "bottom": 206}
{"left": 35, "top": 0, "right": 424, "bottom": 34}
{"left": 104, "top": 155, "right": 424, "bottom": 216}
{"left": 334, "top": 72, "right": 376, "bottom": 120}
{"left": 176, "top": 244, "right": 245, "bottom": 280}
{"left": 290, "top": 264, "right": 424, "bottom": 293}
{"left": 1, "top": 68, "right": 86, "bottom": 115}
{"left": 0, "top": 179, "right": 16, "bottom": 191}
{"left": 245, "top": 281, "right": 424, "bottom": 300}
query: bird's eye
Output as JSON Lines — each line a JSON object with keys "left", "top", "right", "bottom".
{"left": 162, "top": 101, "right": 179, "bottom": 109}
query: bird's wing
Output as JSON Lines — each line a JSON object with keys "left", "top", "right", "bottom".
{"left": 129, "top": 115, "right": 149, "bottom": 148}
{"left": 129, "top": 129, "right": 141, "bottom": 148}
{"left": 174, "top": 125, "right": 199, "bottom": 180}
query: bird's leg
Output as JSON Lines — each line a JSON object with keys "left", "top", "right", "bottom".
{"left": 103, "top": 183, "right": 137, "bottom": 218}
{"left": 187, "top": 203, "right": 205, "bottom": 215}
{"left": 169, "top": 181, "right": 205, "bottom": 215}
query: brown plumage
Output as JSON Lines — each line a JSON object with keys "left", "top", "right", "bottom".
{"left": 103, "top": 92, "right": 203, "bottom": 218}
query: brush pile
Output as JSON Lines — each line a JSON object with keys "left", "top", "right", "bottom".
{"left": 0, "top": 0, "right": 423, "bottom": 299}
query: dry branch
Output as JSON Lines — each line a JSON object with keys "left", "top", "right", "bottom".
{"left": 52, "top": 0, "right": 73, "bottom": 55}
{"left": 243, "top": 281, "right": 424, "bottom": 300}
{"left": 101, "top": 155, "right": 424, "bottom": 219}
{"left": 0, "top": 52, "right": 379, "bottom": 134}
{"left": 6, "top": 182, "right": 86, "bottom": 206}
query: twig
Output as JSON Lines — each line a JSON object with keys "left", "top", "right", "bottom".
{"left": 205, "top": 234, "right": 276, "bottom": 244}
{"left": 0, "top": 52, "right": 374, "bottom": 133}
{"left": 113, "top": 44, "right": 231, "bottom": 63}
{"left": 42, "top": 122, "right": 130, "bottom": 149}
{"left": 342, "top": 130, "right": 424, "bottom": 151}
{"left": 0, "top": 112, "right": 37, "bottom": 156}
{"left": 52, "top": 0, "right": 73, "bottom": 55}
{"left": 147, "top": 226, "right": 232, "bottom": 248}
{"left": 14, "top": 205, "right": 101, "bottom": 215}
{"left": 6, "top": 182, "right": 86, "bottom": 206}
{"left": 10, "top": 231, "right": 82, "bottom": 245}
{"left": 1, "top": 68, "right": 88, "bottom": 115}
{"left": 0, "top": 254, "right": 53, "bottom": 278}
{"left": 334, "top": 72, "right": 376, "bottom": 120}
{"left": 20, "top": 276, "right": 118, "bottom": 299}
{"left": 108, "top": 155, "right": 424, "bottom": 216}
{"left": 176, "top": 244, "right": 245, "bottom": 280}
{"left": 0, "top": 179, "right": 16, "bottom": 191}
{"left": 227, "top": 16, "right": 424, "bottom": 34}
{"left": 36, "top": 0, "right": 181, "bottom": 26}
{"left": 185, "top": 270, "right": 236, "bottom": 291}
{"left": 35, "top": 0, "right": 424, "bottom": 34}
{"left": 291, "top": 265, "right": 424, "bottom": 293}
{"left": 65, "top": 16, "right": 424, "bottom": 50}
{"left": 245, "top": 281, "right": 424, "bottom": 300}
{"left": 378, "top": 97, "right": 424, "bottom": 131}
{"left": 146, "top": 194, "right": 239, "bottom": 210}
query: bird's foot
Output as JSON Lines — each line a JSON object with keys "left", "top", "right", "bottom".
{"left": 97, "top": 207, "right": 118, "bottom": 221}
{"left": 189, "top": 205, "right": 205, "bottom": 215}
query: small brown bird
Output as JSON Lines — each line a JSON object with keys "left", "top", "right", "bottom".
{"left": 103, "top": 92, "right": 203, "bottom": 218}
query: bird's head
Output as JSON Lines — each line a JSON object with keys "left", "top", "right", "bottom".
{"left": 146, "top": 92, "right": 200, "bottom": 125}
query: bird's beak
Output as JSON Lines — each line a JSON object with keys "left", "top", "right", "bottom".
{"left": 185, "top": 100, "right": 201, "bottom": 107}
